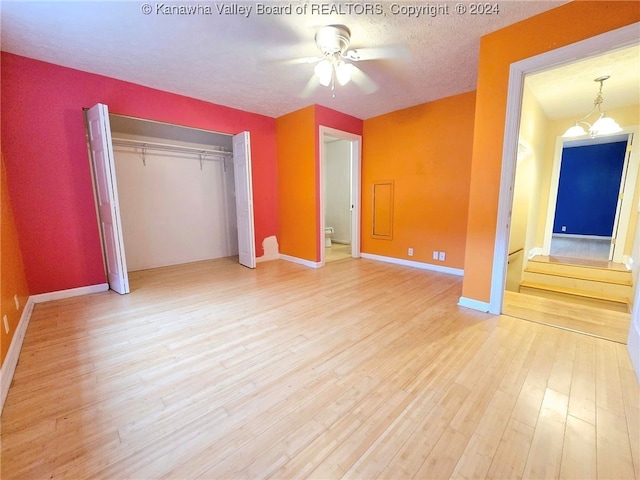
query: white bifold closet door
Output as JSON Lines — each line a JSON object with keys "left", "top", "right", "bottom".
{"left": 87, "top": 103, "right": 130, "bottom": 294}
{"left": 88, "top": 103, "right": 257, "bottom": 294}
{"left": 233, "top": 131, "right": 256, "bottom": 268}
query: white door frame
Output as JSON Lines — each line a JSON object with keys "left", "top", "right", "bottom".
{"left": 489, "top": 22, "right": 640, "bottom": 314}
{"left": 541, "top": 130, "right": 638, "bottom": 263}
{"left": 319, "top": 126, "right": 362, "bottom": 266}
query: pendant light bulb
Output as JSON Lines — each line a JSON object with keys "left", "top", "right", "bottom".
{"left": 335, "top": 61, "right": 353, "bottom": 86}
{"left": 562, "top": 123, "right": 587, "bottom": 138}
{"left": 590, "top": 115, "right": 623, "bottom": 136}
{"left": 314, "top": 60, "right": 333, "bottom": 87}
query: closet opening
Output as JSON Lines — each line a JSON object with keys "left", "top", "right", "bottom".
{"left": 85, "top": 103, "right": 255, "bottom": 294}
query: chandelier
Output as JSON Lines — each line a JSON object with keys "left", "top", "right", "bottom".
{"left": 562, "top": 75, "right": 623, "bottom": 138}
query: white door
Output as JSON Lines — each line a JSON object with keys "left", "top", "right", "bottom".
{"left": 87, "top": 103, "right": 130, "bottom": 294}
{"left": 233, "top": 132, "right": 256, "bottom": 268}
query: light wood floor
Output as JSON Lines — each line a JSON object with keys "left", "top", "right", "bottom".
{"left": 325, "top": 243, "right": 352, "bottom": 263}
{"left": 503, "top": 291, "right": 631, "bottom": 344}
{"left": 2, "top": 258, "right": 638, "bottom": 479}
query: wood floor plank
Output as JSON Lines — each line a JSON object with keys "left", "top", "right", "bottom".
{"left": 615, "top": 343, "right": 640, "bottom": 478}
{"left": 485, "top": 418, "right": 534, "bottom": 480}
{"left": 521, "top": 388, "right": 568, "bottom": 479}
{"left": 1, "top": 258, "right": 638, "bottom": 480}
{"left": 596, "top": 407, "right": 636, "bottom": 479}
{"left": 596, "top": 340, "right": 626, "bottom": 415}
{"left": 560, "top": 414, "right": 596, "bottom": 479}
{"left": 568, "top": 335, "right": 597, "bottom": 425}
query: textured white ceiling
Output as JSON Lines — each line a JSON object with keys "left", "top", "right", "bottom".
{"left": 2, "top": 0, "right": 573, "bottom": 119}
{"left": 526, "top": 44, "right": 640, "bottom": 120}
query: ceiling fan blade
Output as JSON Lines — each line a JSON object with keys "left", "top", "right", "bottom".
{"left": 350, "top": 65, "right": 378, "bottom": 94}
{"left": 344, "top": 45, "right": 410, "bottom": 62}
{"left": 300, "top": 75, "right": 320, "bottom": 98}
{"left": 275, "top": 56, "right": 322, "bottom": 66}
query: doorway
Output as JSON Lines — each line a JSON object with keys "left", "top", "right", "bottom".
{"left": 489, "top": 24, "right": 640, "bottom": 314}
{"left": 493, "top": 28, "right": 639, "bottom": 344}
{"left": 319, "top": 126, "right": 362, "bottom": 265}
{"left": 543, "top": 134, "right": 634, "bottom": 263}
{"left": 503, "top": 132, "right": 635, "bottom": 342}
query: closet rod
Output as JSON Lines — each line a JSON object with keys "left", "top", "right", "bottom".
{"left": 111, "top": 137, "right": 232, "bottom": 158}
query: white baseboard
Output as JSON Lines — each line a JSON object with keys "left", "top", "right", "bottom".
{"left": 528, "top": 247, "right": 543, "bottom": 260}
{"left": 0, "top": 297, "right": 34, "bottom": 412}
{"left": 458, "top": 296, "right": 491, "bottom": 312}
{"left": 279, "top": 254, "right": 322, "bottom": 269}
{"left": 1, "top": 282, "right": 109, "bottom": 414}
{"left": 360, "top": 253, "right": 463, "bottom": 276}
{"left": 30, "top": 283, "right": 109, "bottom": 304}
{"left": 552, "top": 233, "right": 612, "bottom": 240}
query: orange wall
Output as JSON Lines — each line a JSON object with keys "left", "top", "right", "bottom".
{"left": 276, "top": 106, "right": 317, "bottom": 261}
{"left": 277, "top": 105, "right": 363, "bottom": 262}
{"left": 1, "top": 158, "right": 30, "bottom": 367}
{"left": 362, "top": 91, "right": 476, "bottom": 268}
{"left": 462, "top": 1, "right": 640, "bottom": 302}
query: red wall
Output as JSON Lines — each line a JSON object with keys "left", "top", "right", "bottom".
{"left": 1, "top": 53, "right": 278, "bottom": 294}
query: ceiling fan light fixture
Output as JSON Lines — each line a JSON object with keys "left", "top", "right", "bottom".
{"left": 302, "top": 24, "right": 381, "bottom": 97}
{"left": 314, "top": 59, "right": 333, "bottom": 86}
{"left": 335, "top": 61, "right": 352, "bottom": 86}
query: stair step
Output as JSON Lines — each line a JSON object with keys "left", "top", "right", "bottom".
{"left": 521, "top": 270, "right": 632, "bottom": 299}
{"left": 526, "top": 260, "right": 631, "bottom": 285}
{"left": 519, "top": 282, "right": 629, "bottom": 313}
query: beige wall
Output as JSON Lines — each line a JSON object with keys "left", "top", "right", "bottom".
{"left": 506, "top": 85, "right": 549, "bottom": 291}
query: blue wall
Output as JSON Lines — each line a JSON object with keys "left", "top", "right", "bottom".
{"left": 553, "top": 140, "right": 627, "bottom": 237}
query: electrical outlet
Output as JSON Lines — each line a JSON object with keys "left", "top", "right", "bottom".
{"left": 14, "top": 294, "right": 20, "bottom": 310}
{"left": 561, "top": 225, "right": 567, "bottom": 232}
{"left": 408, "top": 248, "right": 414, "bottom": 256}
{"left": 433, "top": 251, "right": 439, "bottom": 260}
{"left": 439, "top": 251, "right": 446, "bottom": 261}
{"left": 3, "top": 315, "right": 9, "bottom": 334}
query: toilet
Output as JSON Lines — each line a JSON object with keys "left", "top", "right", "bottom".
{"left": 324, "top": 227, "right": 334, "bottom": 247}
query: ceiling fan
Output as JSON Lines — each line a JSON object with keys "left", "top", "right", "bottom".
{"left": 292, "top": 24, "right": 407, "bottom": 98}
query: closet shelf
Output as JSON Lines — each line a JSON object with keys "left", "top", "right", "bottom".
{"left": 111, "top": 137, "right": 232, "bottom": 159}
